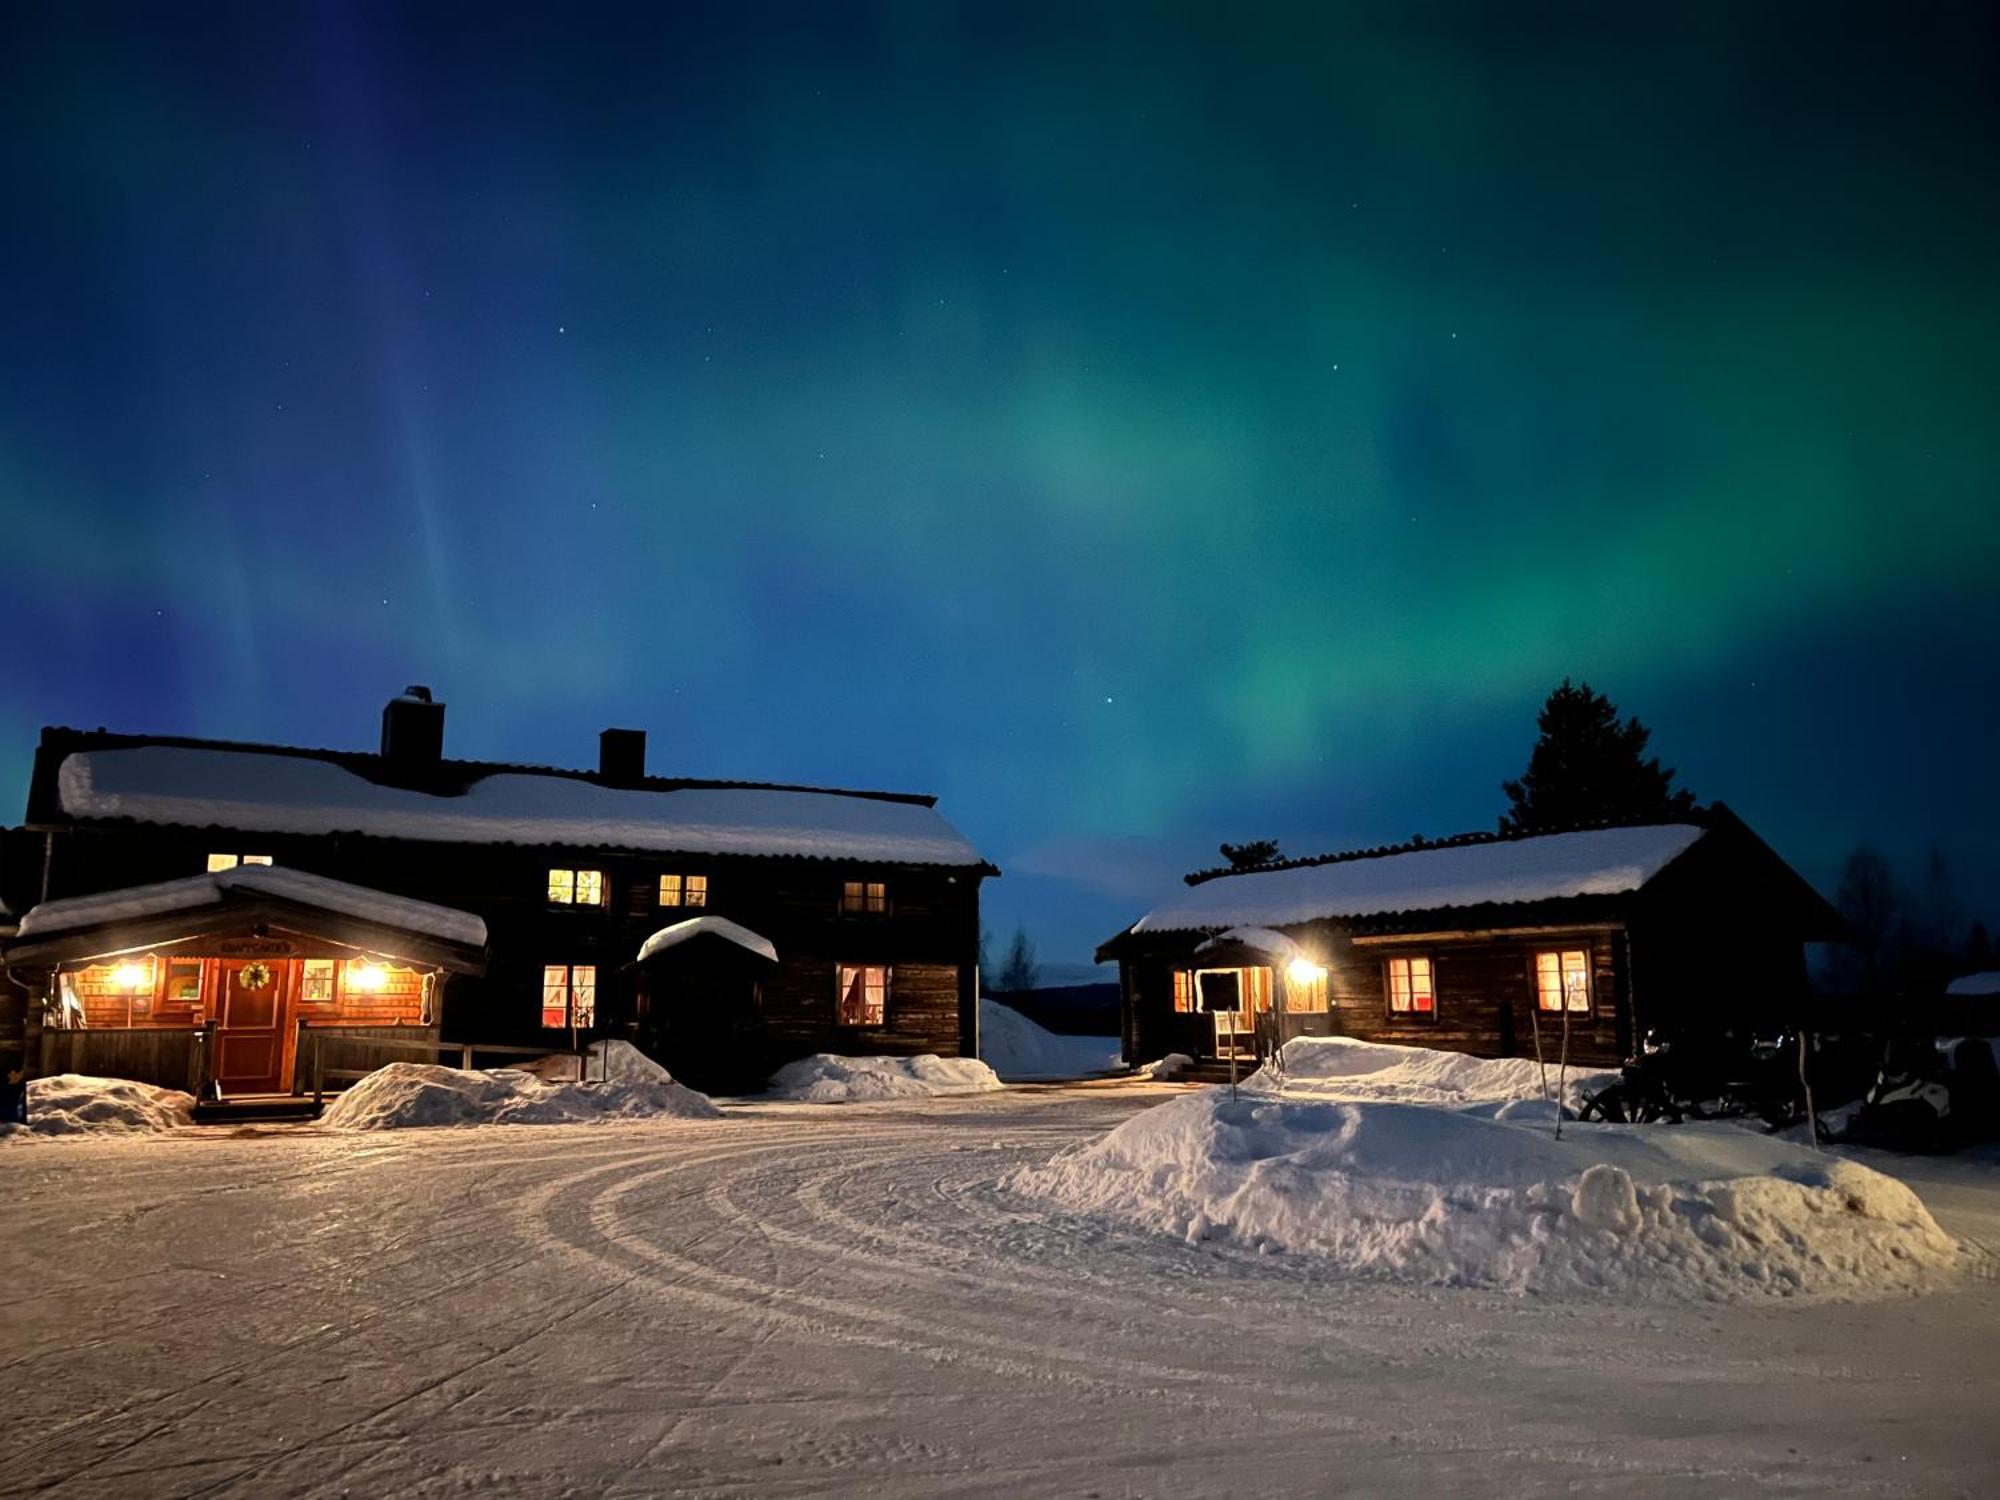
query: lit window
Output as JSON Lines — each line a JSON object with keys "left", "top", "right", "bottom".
{"left": 840, "top": 880, "right": 888, "bottom": 915}
{"left": 1387, "top": 957, "right": 1435, "bottom": 1016}
{"left": 1240, "top": 967, "right": 1274, "bottom": 1013}
{"left": 241, "top": 854, "right": 273, "bottom": 866}
{"left": 659, "top": 873, "right": 710, "bottom": 908}
{"left": 1536, "top": 950, "right": 1592, "bottom": 1013}
{"left": 302, "top": 959, "right": 335, "bottom": 1002}
{"left": 166, "top": 959, "right": 202, "bottom": 1003}
{"left": 206, "top": 853, "right": 273, "bottom": 871}
{"left": 1173, "top": 971, "right": 1194, "bottom": 1014}
{"left": 1285, "top": 965, "right": 1328, "bottom": 1013}
{"left": 837, "top": 964, "right": 889, "bottom": 1027}
{"left": 542, "top": 964, "right": 598, "bottom": 1028}
{"left": 548, "top": 869, "right": 607, "bottom": 906}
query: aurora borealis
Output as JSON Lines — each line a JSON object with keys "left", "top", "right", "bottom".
{"left": 3, "top": 2, "right": 1997, "bottom": 965}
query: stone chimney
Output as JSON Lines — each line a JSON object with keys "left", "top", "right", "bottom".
{"left": 381, "top": 685, "right": 446, "bottom": 768}
{"left": 599, "top": 727, "right": 646, "bottom": 786}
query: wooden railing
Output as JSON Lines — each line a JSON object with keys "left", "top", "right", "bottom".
{"left": 296, "top": 1023, "right": 594, "bottom": 1107}
{"left": 39, "top": 1026, "right": 208, "bottom": 1095}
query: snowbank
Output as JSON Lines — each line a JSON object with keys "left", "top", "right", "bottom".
{"left": 1946, "top": 970, "right": 2000, "bottom": 997}
{"left": 1011, "top": 1091, "right": 1965, "bottom": 1300}
{"left": 320, "top": 1062, "right": 720, "bottom": 1130}
{"left": 766, "top": 1053, "right": 1003, "bottom": 1102}
{"left": 978, "top": 999, "right": 1122, "bottom": 1081}
{"left": 2, "top": 1074, "right": 194, "bottom": 1137}
{"left": 516, "top": 1039, "right": 676, "bottom": 1084}
{"left": 1141, "top": 1053, "right": 1194, "bottom": 1081}
{"left": 1247, "top": 1034, "right": 1616, "bottom": 1110}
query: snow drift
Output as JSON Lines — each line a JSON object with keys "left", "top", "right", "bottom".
{"left": 2, "top": 1074, "right": 194, "bottom": 1137}
{"left": 766, "top": 1053, "right": 1003, "bottom": 1102}
{"left": 978, "top": 999, "right": 1122, "bottom": 1081}
{"left": 320, "top": 1062, "right": 720, "bottom": 1130}
{"left": 1247, "top": 1034, "right": 1616, "bottom": 1109}
{"left": 516, "top": 1039, "right": 676, "bottom": 1085}
{"left": 1011, "top": 1091, "right": 1965, "bottom": 1300}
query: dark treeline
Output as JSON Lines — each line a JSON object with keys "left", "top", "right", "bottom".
{"left": 1821, "top": 845, "right": 1994, "bottom": 1001}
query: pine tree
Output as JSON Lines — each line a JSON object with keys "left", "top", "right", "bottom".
{"left": 1219, "top": 839, "right": 1280, "bottom": 870}
{"left": 998, "top": 924, "right": 1039, "bottom": 994}
{"left": 1830, "top": 846, "right": 1900, "bottom": 998}
{"left": 1499, "top": 679, "right": 1698, "bottom": 833}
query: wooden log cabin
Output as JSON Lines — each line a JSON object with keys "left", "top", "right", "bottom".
{"left": 1099, "top": 808, "right": 1844, "bottom": 1072}
{"left": 0, "top": 689, "right": 995, "bottom": 1098}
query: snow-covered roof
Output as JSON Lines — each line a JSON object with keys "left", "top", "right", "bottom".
{"left": 56, "top": 745, "right": 986, "bottom": 867}
{"left": 12, "top": 865, "right": 488, "bottom": 948}
{"left": 1127, "top": 824, "right": 1708, "bottom": 935}
{"left": 637, "top": 915, "right": 779, "bottom": 965}
{"left": 1195, "top": 926, "right": 1305, "bottom": 963}
{"left": 1946, "top": 971, "right": 2000, "bottom": 998}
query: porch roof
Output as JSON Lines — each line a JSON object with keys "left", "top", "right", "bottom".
{"left": 636, "top": 915, "right": 779, "bottom": 966}
{"left": 3, "top": 866, "right": 488, "bottom": 973}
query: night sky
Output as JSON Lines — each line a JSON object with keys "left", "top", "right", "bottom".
{"left": 4, "top": 2, "right": 1997, "bottom": 969}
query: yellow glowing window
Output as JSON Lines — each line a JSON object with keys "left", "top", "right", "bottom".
{"left": 1173, "top": 971, "right": 1194, "bottom": 1013}
{"left": 1387, "top": 957, "right": 1435, "bottom": 1016}
{"left": 242, "top": 854, "right": 273, "bottom": 866}
{"left": 1285, "top": 965, "right": 1329, "bottom": 1013}
{"left": 659, "top": 873, "right": 710, "bottom": 908}
{"left": 548, "top": 869, "right": 607, "bottom": 906}
{"left": 1536, "top": 950, "right": 1592, "bottom": 1013}
{"left": 302, "top": 959, "right": 336, "bottom": 1003}
{"left": 836, "top": 964, "right": 889, "bottom": 1026}
{"left": 659, "top": 874, "right": 682, "bottom": 906}
{"left": 207, "top": 853, "right": 273, "bottom": 871}
{"left": 542, "top": 964, "right": 598, "bottom": 1028}
{"left": 165, "top": 959, "right": 202, "bottom": 1003}
{"left": 684, "top": 874, "right": 707, "bottom": 907}
{"left": 840, "top": 880, "right": 887, "bottom": 914}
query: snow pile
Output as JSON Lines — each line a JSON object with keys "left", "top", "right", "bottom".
{"left": 637, "top": 915, "right": 778, "bottom": 965}
{"left": 978, "top": 999, "right": 1122, "bottom": 1080}
{"left": 1140, "top": 1053, "right": 1194, "bottom": 1081}
{"left": 1011, "top": 1091, "right": 1965, "bottom": 1300}
{"left": 3, "top": 1074, "right": 194, "bottom": 1137}
{"left": 516, "top": 1040, "right": 676, "bottom": 1085}
{"left": 1946, "top": 970, "right": 2000, "bottom": 997}
{"left": 1248, "top": 1034, "right": 1616, "bottom": 1109}
{"left": 320, "top": 1062, "right": 720, "bottom": 1130}
{"left": 766, "top": 1053, "right": 1003, "bottom": 1102}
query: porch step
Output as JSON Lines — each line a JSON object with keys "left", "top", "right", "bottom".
{"left": 1174, "top": 1059, "right": 1266, "bottom": 1086}
{"left": 192, "top": 1096, "right": 324, "bottom": 1125}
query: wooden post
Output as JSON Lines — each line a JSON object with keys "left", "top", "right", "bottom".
{"left": 197, "top": 1020, "right": 218, "bottom": 1101}
{"left": 312, "top": 1032, "right": 325, "bottom": 1110}
{"left": 461, "top": 1043, "right": 474, "bottom": 1070}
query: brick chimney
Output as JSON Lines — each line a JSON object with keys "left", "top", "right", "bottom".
{"left": 381, "top": 685, "right": 446, "bottom": 768}
{"left": 599, "top": 727, "right": 646, "bottom": 786}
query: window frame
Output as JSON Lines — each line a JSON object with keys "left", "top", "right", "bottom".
{"left": 1385, "top": 956, "right": 1437, "bottom": 1019}
{"left": 547, "top": 868, "right": 608, "bottom": 907}
{"left": 835, "top": 963, "right": 890, "bottom": 1028}
{"left": 839, "top": 880, "right": 889, "bottom": 916}
{"left": 1535, "top": 949, "right": 1593, "bottom": 1016}
{"left": 301, "top": 959, "right": 336, "bottom": 1003}
{"left": 658, "top": 873, "right": 710, "bottom": 909}
{"left": 1173, "top": 970, "right": 1194, "bottom": 1014}
{"left": 541, "top": 963, "right": 599, "bottom": 1029}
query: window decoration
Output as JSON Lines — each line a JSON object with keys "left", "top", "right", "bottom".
{"left": 1386, "top": 957, "right": 1435, "bottom": 1016}
{"left": 542, "top": 964, "right": 598, "bottom": 1028}
{"left": 837, "top": 964, "right": 889, "bottom": 1027}
{"left": 1535, "top": 950, "right": 1592, "bottom": 1013}
{"left": 659, "top": 873, "right": 710, "bottom": 908}
{"left": 302, "top": 959, "right": 336, "bottom": 1002}
{"left": 840, "top": 880, "right": 888, "bottom": 915}
{"left": 548, "top": 869, "right": 607, "bottom": 906}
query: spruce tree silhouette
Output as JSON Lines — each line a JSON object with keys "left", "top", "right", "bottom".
{"left": 1499, "top": 680, "right": 1698, "bottom": 833}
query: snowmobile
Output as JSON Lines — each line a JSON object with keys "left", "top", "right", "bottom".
{"left": 1843, "top": 1035, "right": 2000, "bottom": 1153}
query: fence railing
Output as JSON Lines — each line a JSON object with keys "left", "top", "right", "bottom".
{"left": 296, "top": 1023, "right": 595, "bottom": 1107}
{"left": 39, "top": 1026, "right": 207, "bottom": 1095}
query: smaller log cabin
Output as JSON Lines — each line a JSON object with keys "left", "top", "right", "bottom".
{"left": 0, "top": 689, "right": 995, "bottom": 1098}
{"left": 1100, "top": 808, "right": 1844, "bottom": 1071}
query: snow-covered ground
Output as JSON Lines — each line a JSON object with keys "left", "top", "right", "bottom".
{"left": 1011, "top": 1090, "right": 1964, "bottom": 1298}
{"left": 3, "top": 1088, "right": 1999, "bottom": 1495}
{"left": 977, "top": 998, "right": 1122, "bottom": 1080}
{"left": 320, "top": 1060, "right": 719, "bottom": 1129}
{"left": 764, "top": 1052, "right": 1003, "bottom": 1101}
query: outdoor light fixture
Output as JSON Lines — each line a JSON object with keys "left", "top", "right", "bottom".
{"left": 110, "top": 961, "right": 151, "bottom": 991}
{"left": 1286, "top": 958, "right": 1327, "bottom": 986}
{"left": 351, "top": 961, "right": 388, "bottom": 992}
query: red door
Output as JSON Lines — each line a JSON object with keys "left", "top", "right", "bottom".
{"left": 215, "top": 960, "right": 294, "bottom": 1095}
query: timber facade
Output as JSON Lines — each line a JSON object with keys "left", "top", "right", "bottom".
{"left": 1102, "top": 808, "right": 1843, "bottom": 1072}
{"left": 0, "top": 691, "right": 993, "bottom": 1098}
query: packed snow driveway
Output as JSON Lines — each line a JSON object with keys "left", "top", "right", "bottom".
{"left": 3, "top": 1089, "right": 1998, "bottom": 1497}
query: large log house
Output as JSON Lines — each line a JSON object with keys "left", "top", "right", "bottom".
{"left": 1101, "top": 809, "right": 1843, "bottom": 1072}
{"left": 0, "top": 689, "right": 995, "bottom": 1100}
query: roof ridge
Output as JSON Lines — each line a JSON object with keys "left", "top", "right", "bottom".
{"left": 38, "top": 726, "right": 938, "bottom": 808}
{"left": 1182, "top": 813, "right": 1712, "bottom": 887}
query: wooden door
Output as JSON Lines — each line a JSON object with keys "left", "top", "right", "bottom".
{"left": 215, "top": 959, "right": 294, "bottom": 1095}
